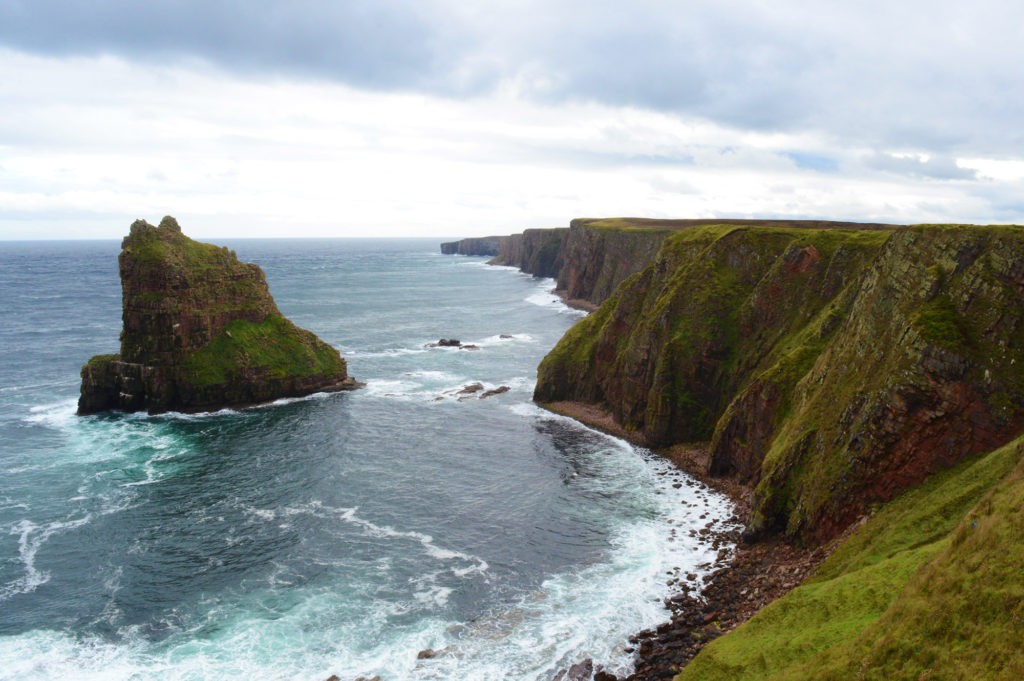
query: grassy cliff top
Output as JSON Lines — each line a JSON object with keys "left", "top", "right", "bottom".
{"left": 570, "top": 217, "right": 905, "bottom": 232}
{"left": 121, "top": 216, "right": 245, "bottom": 273}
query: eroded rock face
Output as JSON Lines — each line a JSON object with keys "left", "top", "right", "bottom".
{"left": 556, "top": 219, "right": 676, "bottom": 306}
{"left": 486, "top": 218, "right": 891, "bottom": 309}
{"left": 78, "top": 217, "right": 357, "bottom": 414}
{"left": 488, "top": 228, "right": 567, "bottom": 278}
{"left": 535, "top": 223, "right": 1024, "bottom": 543}
{"left": 439, "top": 236, "right": 502, "bottom": 256}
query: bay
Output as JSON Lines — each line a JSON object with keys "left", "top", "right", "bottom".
{"left": 0, "top": 238, "right": 734, "bottom": 681}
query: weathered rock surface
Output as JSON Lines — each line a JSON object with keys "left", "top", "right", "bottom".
{"left": 475, "top": 218, "right": 896, "bottom": 309}
{"left": 487, "top": 228, "right": 568, "bottom": 278}
{"left": 426, "top": 338, "right": 463, "bottom": 347}
{"left": 535, "top": 222, "right": 1024, "bottom": 542}
{"left": 425, "top": 338, "right": 479, "bottom": 350}
{"left": 555, "top": 218, "right": 676, "bottom": 306}
{"left": 439, "top": 236, "right": 503, "bottom": 256}
{"left": 78, "top": 217, "right": 357, "bottom": 414}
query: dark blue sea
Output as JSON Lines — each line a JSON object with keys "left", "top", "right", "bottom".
{"left": 0, "top": 238, "right": 734, "bottom": 680}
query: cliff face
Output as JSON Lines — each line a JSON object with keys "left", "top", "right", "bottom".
{"left": 439, "top": 236, "right": 502, "bottom": 256}
{"left": 535, "top": 223, "right": 1024, "bottom": 543}
{"left": 79, "top": 217, "right": 356, "bottom": 414}
{"left": 556, "top": 219, "right": 675, "bottom": 306}
{"left": 476, "top": 218, "right": 896, "bottom": 308}
{"left": 488, "top": 228, "right": 567, "bottom": 278}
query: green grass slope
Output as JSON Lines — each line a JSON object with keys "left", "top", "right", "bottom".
{"left": 678, "top": 433, "right": 1024, "bottom": 681}
{"left": 182, "top": 314, "right": 347, "bottom": 388}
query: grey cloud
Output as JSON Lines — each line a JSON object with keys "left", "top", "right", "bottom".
{"left": 0, "top": 0, "right": 449, "bottom": 89}
{"left": 3, "top": 0, "right": 1024, "bottom": 158}
{"left": 966, "top": 184, "right": 1024, "bottom": 222}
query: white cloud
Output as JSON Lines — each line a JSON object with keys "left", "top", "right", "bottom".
{"left": 0, "top": 47, "right": 1021, "bottom": 239}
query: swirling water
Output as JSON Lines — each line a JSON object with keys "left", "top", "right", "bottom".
{"left": 0, "top": 239, "right": 735, "bottom": 681}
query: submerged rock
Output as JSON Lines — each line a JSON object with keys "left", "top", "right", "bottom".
{"left": 455, "top": 383, "right": 485, "bottom": 396}
{"left": 425, "top": 338, "right": 479, "bottom": 350}
{"left": 480, "top": 386, "right": 511, "bottom": 398}
{"left": 78, "top": 216, "right": 359, "bottom": 415}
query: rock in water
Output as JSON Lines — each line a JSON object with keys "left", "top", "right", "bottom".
{"left": 78, "top": 216, "right": 358, "bottom": 414}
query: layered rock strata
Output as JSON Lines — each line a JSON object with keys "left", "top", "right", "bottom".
{"left": 488, "top": 228, "right": 568, "bottom": 278}
{"left": 535, "top": 223, "right": 1024, "bottom": 543}
{"left": 439, "top": 236, "right": 502, "bottom": 256}
{"left": 79, "top": 217, "right": 357, "bottom": 414}
{"left": 475, "top": 218, "right": 896, "bottom": 308}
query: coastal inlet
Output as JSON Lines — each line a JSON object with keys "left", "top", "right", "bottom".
{"left": 0, "top": 238, "right": 736, "bottom": 681}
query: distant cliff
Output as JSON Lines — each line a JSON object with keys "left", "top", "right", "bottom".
{"left": 467, "top": 218, "right": 896, "bottom": 308}
{"left": 534, "top": 222, "right": 1024, "bottom": 544}
{"left": 482, "top": 222, "right": 663, "bottom": 303}
{"left": 440, "top": 236, "right": 502, "bottom": 256}
{"left": 556, "top": 219, "right": 675, "bottom": 306}
{"left": 487, "top": 228, "right": 568, "bottom": 278}
{"left": 79, "top": 217, "right": 357, "bottom": 414}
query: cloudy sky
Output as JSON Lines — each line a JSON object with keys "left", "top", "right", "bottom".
{"left": 2, "top": 0, "right": 1024, "bottom": 239}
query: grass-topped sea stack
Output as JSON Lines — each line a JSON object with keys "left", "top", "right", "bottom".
{"left": 78, "top": 216, "right": 358, "bottom": 414}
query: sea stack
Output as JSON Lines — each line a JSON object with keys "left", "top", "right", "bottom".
{"left": 78, "top": 216, "right": 358, "bottom": 414}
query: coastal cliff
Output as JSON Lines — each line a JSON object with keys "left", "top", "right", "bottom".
{"left": 530, "top": 219, "right": 1024, "bottom": 680}
{"left": 78, "top": 217, "right": 357, "bottom": 414}
{"left": 488, "top": 228, "right": 568, "bottom": 278}
{"left": 473, "top": 218, "right": 896, "bottom": 307}
{"left": 440, "top": 236, "right": 502, "bottom": 256}
{"left": 534, "top": 222, "right": 1024, "bottom": 544}
{"left": 482, "top": 221, "right": 669, "bottom": 305}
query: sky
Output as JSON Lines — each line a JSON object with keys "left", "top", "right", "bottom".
{"left": 2, "top": 0, "right": 1024, "bottom": 239}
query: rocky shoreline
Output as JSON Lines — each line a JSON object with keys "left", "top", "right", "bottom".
{"left": 541, "top": 401, "right": 833, "bottom": 681}
{"left": 619, "top": 535, "right": 828, "bottom": 681}
{"left": 553, "top": 289, "right": 599, "bottom": 313}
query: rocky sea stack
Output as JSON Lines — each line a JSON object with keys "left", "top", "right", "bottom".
{"left": 78, "top": 216, "right": 358, "bottom": 415}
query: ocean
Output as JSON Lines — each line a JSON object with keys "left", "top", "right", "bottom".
{"left": 0, "top": 238, "right": 735, "bottom": 681}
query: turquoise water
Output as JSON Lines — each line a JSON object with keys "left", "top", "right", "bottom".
{"left": 0, "top": 239, "right": 734, "bottom": 680}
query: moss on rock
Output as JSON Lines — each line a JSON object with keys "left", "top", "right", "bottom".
{"left": 535, "top": 222, "right": 1024, "bottom": 544}
{"left": 78, "top": 217, "right": 356, "bottom": 414}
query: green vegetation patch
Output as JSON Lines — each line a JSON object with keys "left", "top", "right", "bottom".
{"left": 912, "top": 293, "right": 974, "bottom": 349}
{"left": 130, "top": 231, "right": 233, "bottom": 271}
{"left": 678, "top": 434, "right": 1024, "bottom": 681}
{"left": 86, "top": 353, "right": 120, "bottom": 368}
{"left": 124, "top": 219, "right": 249, "bottom": 285}
{"left": 182, "top": 314, "right": 345, "bottom": 388}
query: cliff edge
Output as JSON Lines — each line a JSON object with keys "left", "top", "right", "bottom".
{"left": 78, "top": 217, "right": 357, "bottom": 414}
{"left": 488, "top": 228, "right": 568, "bottom": 278}
{"left": 535, "top": 222, "right": 1024, "bottom": 544}
{"left": 440, "top": 236, "right": 502, "bottom": 256}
